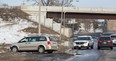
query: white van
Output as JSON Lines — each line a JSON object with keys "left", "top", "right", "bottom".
{"left": 10, "top": 36, "right": 58, "bottom": 53}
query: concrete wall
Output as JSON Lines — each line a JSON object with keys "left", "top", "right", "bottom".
{"left": 29, "top": 11, "right": 46, "bottom": 25}
{"left": 107, "top": 20, "right": 116, "bottom": 32}
{"left": 29, "top": 15, "right": 72, "bottom": 37}
{"left": 46, "top": 18, "right": 72, "bottom": 37}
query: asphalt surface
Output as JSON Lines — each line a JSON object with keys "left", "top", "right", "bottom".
{"left": 98, "top": 47, "right": 116, "bottom": 61}
{"left": 66, "top": 40, "right": 116, "bottom": 61}
{"left": 66, "top": 40, "right": 101, "bottom": 61}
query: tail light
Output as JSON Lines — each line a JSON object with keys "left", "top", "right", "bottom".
{"left": 108, "top": 40, "right": 112, "bottom": 43}
{"left": 47, "top": 41, "right": 51, "bottom": 45}
{"left": 98, "top": 40, "right": 102, "bottom": 43}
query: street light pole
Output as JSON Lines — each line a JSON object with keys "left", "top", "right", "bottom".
{"left": 60, "top": 0, "right": 64, "bottom": 40}
{"left": 59, "top": 0, "right": 79, "bottom": 40}
{"left": 38, "top": 0, "right": 41, "bottom": 35}
{"left": 63, "top": 12, "right": 66, "bottom": 37}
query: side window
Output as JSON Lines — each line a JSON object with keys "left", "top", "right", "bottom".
{"left": 90, "top": 37, "right": 93, "bottom": 40}
{"left": 22, "top": 37, "right": 47, "bottom": 42}
{"left": 39, "top": 36, "right": 47, "bottom": 41}
{"left": 88, "top": 37, "right": 91, "bottom": 40}
{"left": 29, "top": 37, "right": 37, "bottom": 42}
{"left": 18, "top": 38, "right": 28, "bottom": 43}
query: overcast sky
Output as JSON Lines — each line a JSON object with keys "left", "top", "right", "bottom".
{"left": 72, "top": 0, "right": 116, "bottom": 8}
{"left": 0, "top": 0, "right": 116, "bottom": 8}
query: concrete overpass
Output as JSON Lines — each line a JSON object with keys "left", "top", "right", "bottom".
{"left": 21, "top": 6, "right": 116, "bottom": 19}
{"left": 46, "top": 6, "right": 116, "bottom": 19}
{"left": 21, "top": 6, "right": 116, "bottom": 36}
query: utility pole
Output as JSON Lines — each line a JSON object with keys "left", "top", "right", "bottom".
{"left": 59, "top": 0, "right": 79, "bottom": 40}
{"left": 38, "top": 0, "right": 41, "bottom": 35}
{"left": 60, "top": 0, "right": 64, "bottom": 40}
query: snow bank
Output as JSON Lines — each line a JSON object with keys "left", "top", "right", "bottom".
{"left": 0, "top": 21, "right": 33, "bottom": 44}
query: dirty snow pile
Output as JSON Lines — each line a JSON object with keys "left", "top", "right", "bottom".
{"left": 0, "top": 20, "right": 35, "bottom": 44}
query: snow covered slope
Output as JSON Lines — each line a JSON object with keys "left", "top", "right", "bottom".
{"left": 0, "top": 20, "right": 34, "bottom": 44}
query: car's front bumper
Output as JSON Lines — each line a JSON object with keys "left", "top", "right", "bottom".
{"left": 73, "top": 42, "right": 89, "bottom": 47}
{"left": 73, "top": 43, "right": 89, "bottom": 49}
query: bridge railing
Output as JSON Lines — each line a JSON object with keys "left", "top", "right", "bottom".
{"left": 20, "top": 6, "right": 116, "bottom": 14}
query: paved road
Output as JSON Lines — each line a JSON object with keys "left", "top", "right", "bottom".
{"left": 98, "top": 48, "right": 116, "bottom": 61}
{"left": 67, "top": 49, "right": 101, "bottom": 61}
{"left": 66, "top": 40, "right": 101, "bottom": 61}
{"left": 66, "top": 40, "right": 116, "bottom": 61}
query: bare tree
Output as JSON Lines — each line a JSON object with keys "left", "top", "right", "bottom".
{"left": 1, "top": 3, "right": 8, "bottom": 6}
{"left": 93, "top": 20, "right": 99, "bottom": 30}
{"left": 26, "top": 0, "right": 73, "bottom": 6}
{"left": 77, "top": 19, "right": 96, "bottom": 32}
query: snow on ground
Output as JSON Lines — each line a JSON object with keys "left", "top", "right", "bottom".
{"left": 0, "top": 20, "right": 34, "bottom": 44}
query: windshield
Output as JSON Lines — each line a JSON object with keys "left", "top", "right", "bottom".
{"left": 77, "top": 37, "right": 91, "bottom": 40}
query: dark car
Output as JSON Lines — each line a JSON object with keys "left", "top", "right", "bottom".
{"left": 102, "top": 32, "right": 113, "bottom": 36}
{"left": 90, "top": 32, "right": 102, "bottom": 39}
{"left": 97, "top": 36, "right": 113, "bottom": 50}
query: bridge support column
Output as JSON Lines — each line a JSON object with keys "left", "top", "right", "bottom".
{"left": 107, "top": 19, "right": 116, "bottom": 32}
{"left": 103, "top": 19, "right": 108, "bottom": 32}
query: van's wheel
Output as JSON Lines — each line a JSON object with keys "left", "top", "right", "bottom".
{"left": 87, "top": 47, "right": 89, "bottom": 49}
{"left": 98, "top": 47, "right": 100, "bottom": 50}
{"left": 38, "top": 46, "right": 45, "bottom": 54}
{"left": 91, "top": 46, "right": 93, "bottom": 49}
{"left": 11, "top": 47, "right": 18, "bottom": 52}
{"left": 87, "top": 44, "right": 89, "bottom": 49}
{"left": 110, "top": 47, "right": 113, "bottom": 50}
{"left": 78, "top": 47, "right": 81, "bottom": 49}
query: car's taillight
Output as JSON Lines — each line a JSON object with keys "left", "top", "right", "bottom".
{"left": 98, "top": 40, "right": 102, "bottom": 43}
{"left": 108, "top": 40, "right": 112, "bottom": 43}
{"left": 47, "top": 41, "right": 51, "bottom": 45}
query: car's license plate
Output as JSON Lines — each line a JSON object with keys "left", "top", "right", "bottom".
{"left": 78, "top": 45, "right": 81, "bottom": 47}
{"left": 103, "top": 42, "right": 107, "bottom": 44}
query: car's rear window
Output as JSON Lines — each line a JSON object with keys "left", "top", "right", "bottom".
{"left": 77, "top": 37, "right": 91, "bottom": 40}
{"left": 99, "top": 37, "right": 111, "bottom": 40}
{"left": 102, "top": 33, "right": 113, "bottom": 36}
{"left": 49, "top": 37, "right": 56, "bottom": 41}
